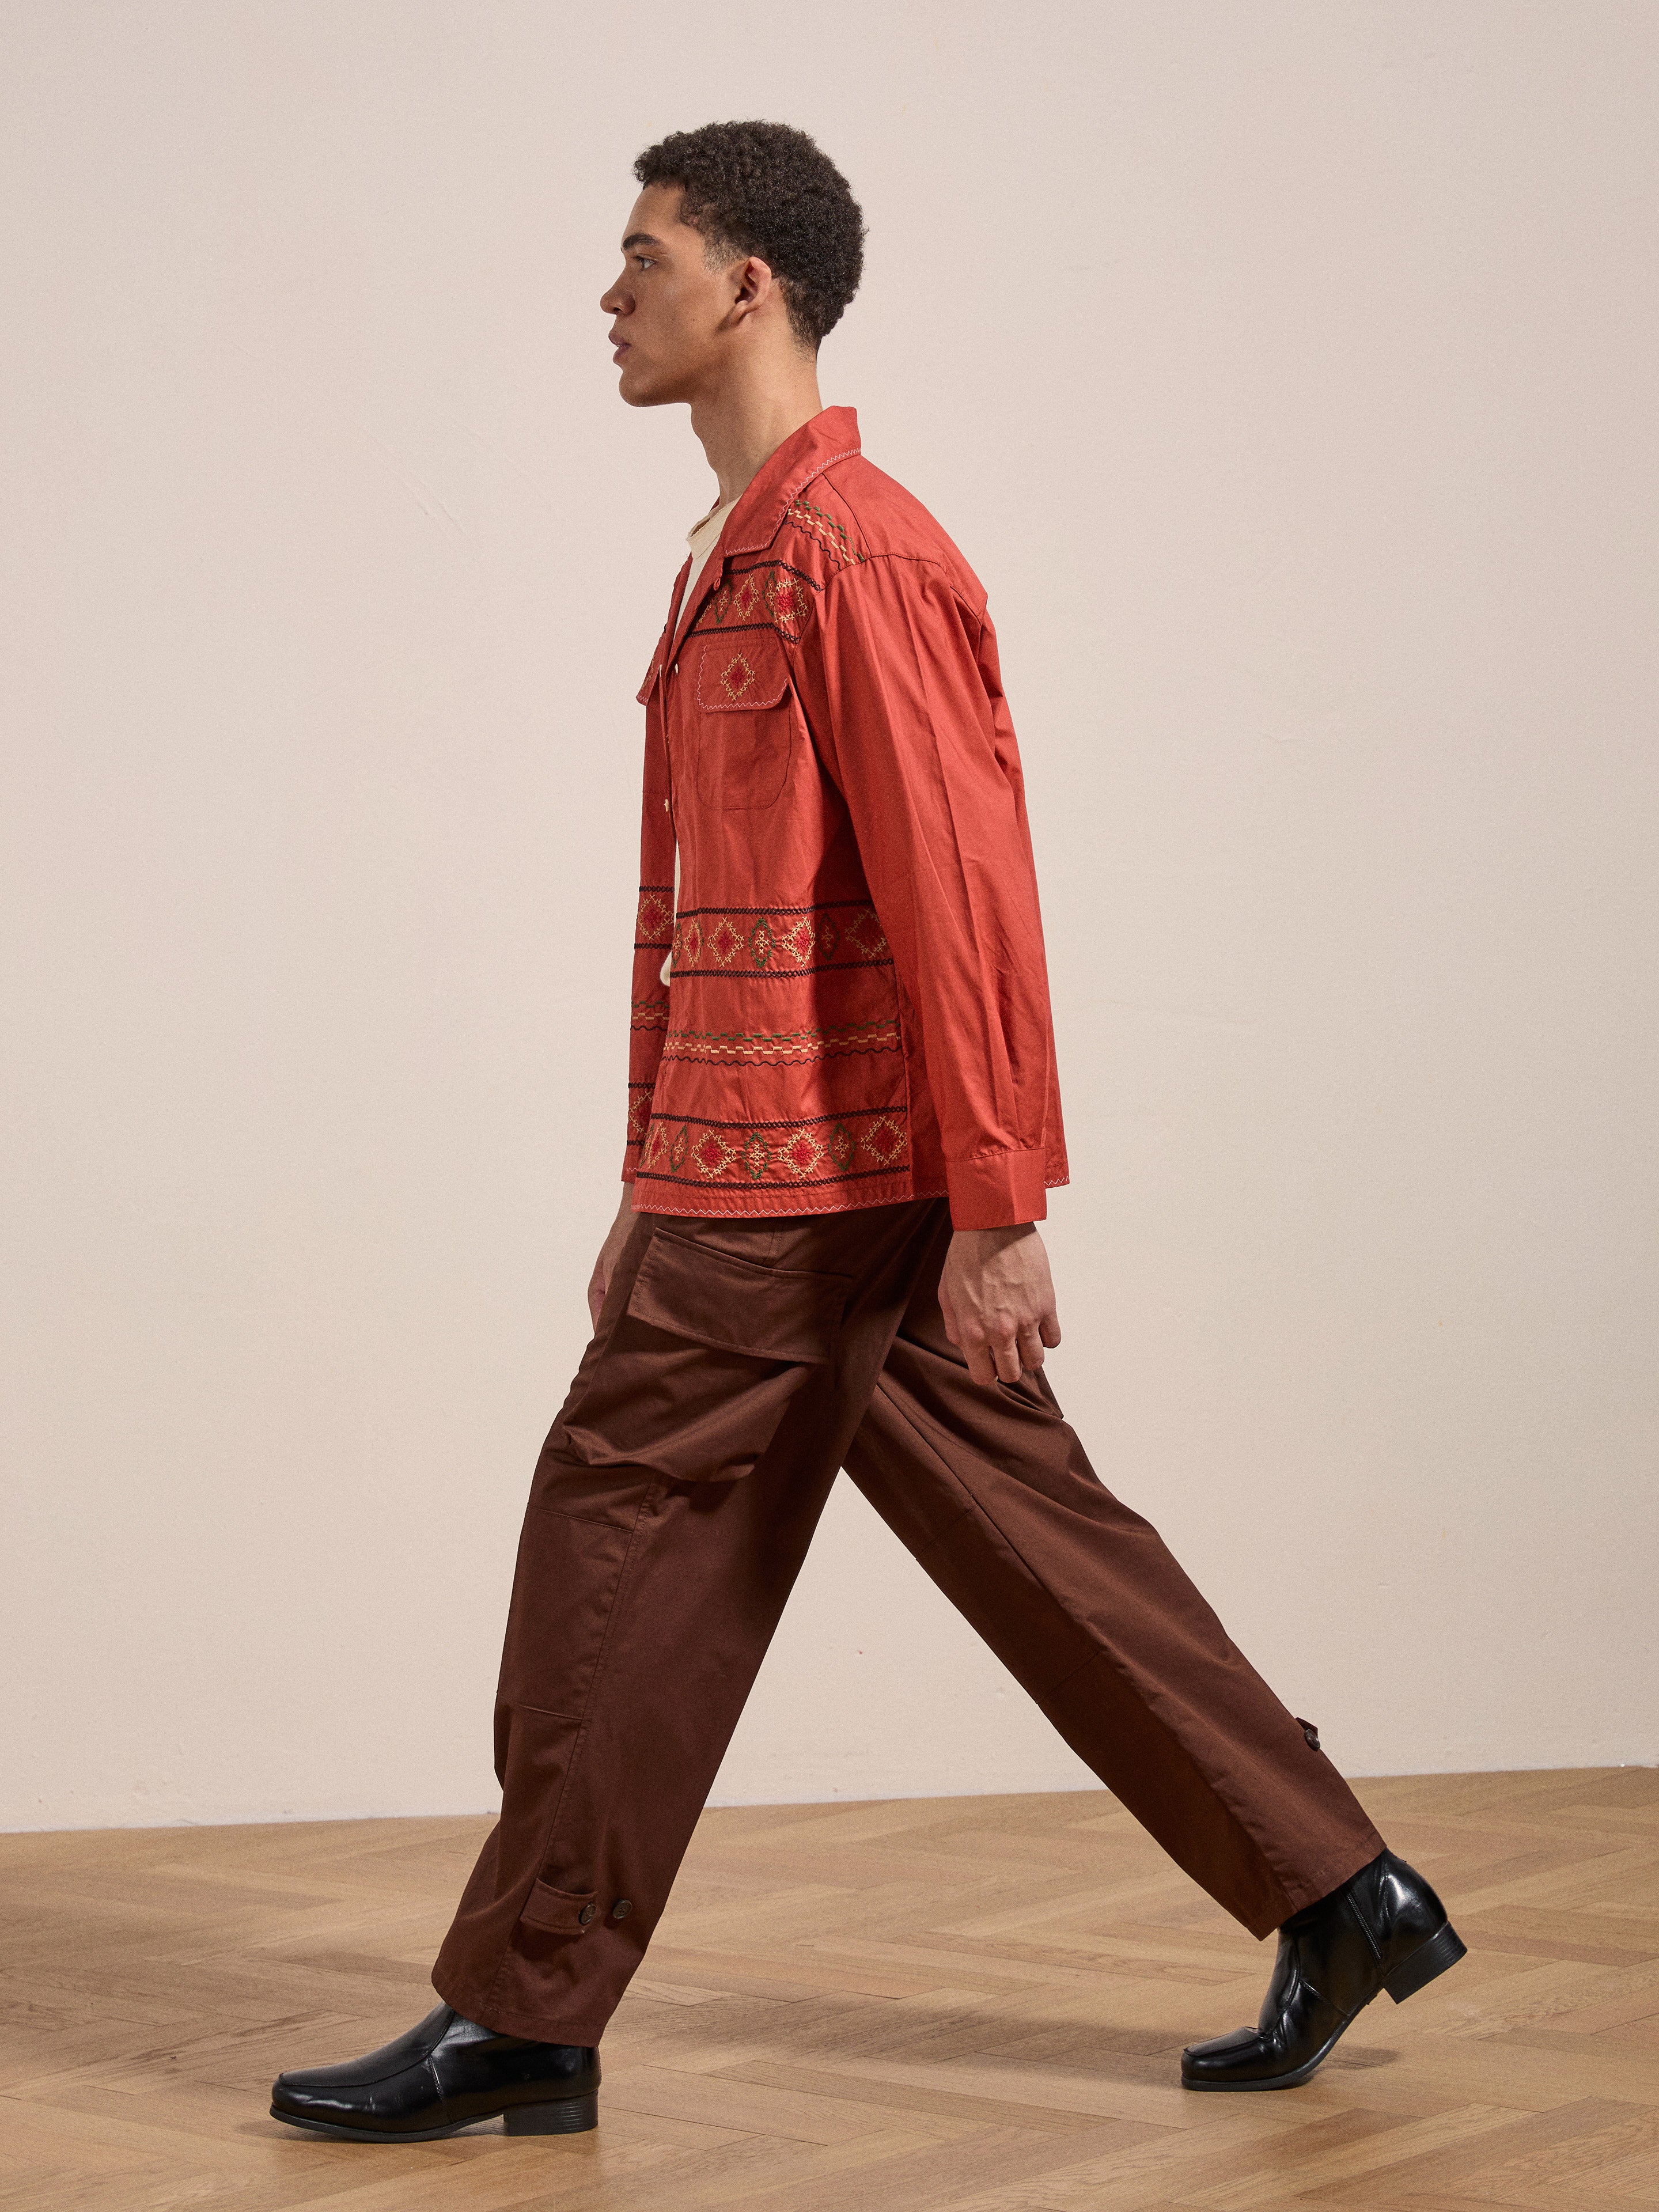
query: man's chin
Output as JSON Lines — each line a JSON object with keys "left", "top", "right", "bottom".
{"left": 616, "top": 361, "right": 690, "bottom": 410}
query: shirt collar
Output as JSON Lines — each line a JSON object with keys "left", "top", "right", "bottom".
{"left": 669, "top": 404, "right": 861, "bottom": 654}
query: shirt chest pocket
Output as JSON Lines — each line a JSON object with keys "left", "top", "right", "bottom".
{"left": 691, "top": 631, "right": 794, "bottom": 810}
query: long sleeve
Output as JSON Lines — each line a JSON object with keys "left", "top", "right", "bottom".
{"left": 797, "top": 555, "right": 1060, "bottom": 1229}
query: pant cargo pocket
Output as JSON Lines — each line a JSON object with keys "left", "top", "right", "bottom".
{"left": 495, "top": 1502, "right": 639, "bottom": 1733}
{"left": 559, "top": 1226, "right": 852, "bottom": 1484}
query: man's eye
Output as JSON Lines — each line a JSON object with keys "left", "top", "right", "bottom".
{"left": 633, "top": 255, "right": 655, "bottom": 271}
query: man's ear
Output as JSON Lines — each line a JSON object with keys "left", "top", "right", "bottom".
{"left": 728, "top": 252, "right": 776, "bottom": 322}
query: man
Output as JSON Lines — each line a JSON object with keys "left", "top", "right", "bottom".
{"left": 270, "top": 120, "right": 1463, "bottom": 2145}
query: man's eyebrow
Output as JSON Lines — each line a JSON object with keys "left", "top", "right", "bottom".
{"left": 621, "top": 232, "right": 667, "bottom": 252}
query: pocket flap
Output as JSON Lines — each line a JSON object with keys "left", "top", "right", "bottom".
{"left": 694, "top": 631, "right": 791, "bottom": 711}
{"left": 520, "top": 1878, "right": 599, "bottom": 1934}
{"left": 626, "top": 1227, "right": 849, "bottom": 1364}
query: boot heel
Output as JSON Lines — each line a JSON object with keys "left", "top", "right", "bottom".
{"left": 1384, "top": 1921, "right": 1467, "bottom": 2004}
{"left": 505, "top": 2094, "right": 598, "bottom": 2135}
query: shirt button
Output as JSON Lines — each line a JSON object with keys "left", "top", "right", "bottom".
{"left": 611, "top": 1899, "right": 632, "bottom": 1920}
{"left": 672, "top": 660, "right": 679, "bottom": 675}
{"left": 578, "top": 1902, "right": 597, "bottom": 1926}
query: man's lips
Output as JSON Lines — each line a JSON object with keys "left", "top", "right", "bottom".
{"left": 611, "top": 338, "right": 631, "bottom": 362}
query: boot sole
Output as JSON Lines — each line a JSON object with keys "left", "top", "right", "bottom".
{"left": 270, "top": 2092, "right": 598, "bottom": 2141}
{"left": 1182, "top": 1918, "right": 1467, "bottom": 2092}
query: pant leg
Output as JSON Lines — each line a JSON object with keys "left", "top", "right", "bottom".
{"left": 841, "top": 1222, "right": 1386, "bottom": 1940}
{"left": 430, "top": 1196, "right": 948, "bottom": 2043}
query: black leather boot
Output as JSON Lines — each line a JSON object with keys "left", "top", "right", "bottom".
{"left": 1181, "top": 1849, "right": 1465, "bottom": 2090}
{"left": 270, "top": 2003, "right": 600, "bottom": 2139}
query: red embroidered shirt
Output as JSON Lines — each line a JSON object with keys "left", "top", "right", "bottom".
{"left": 623, "top": 404, "right": 1069, "bottom": 1231}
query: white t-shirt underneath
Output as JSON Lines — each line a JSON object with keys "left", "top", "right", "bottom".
{"left": 684, "top": 491, "right": 740, "bottom": 605}
{"left": 661, "top": 491, "right": 741, "bottom": 983}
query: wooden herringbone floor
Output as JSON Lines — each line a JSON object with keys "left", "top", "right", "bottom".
{"left": 1, "top": 1767, "right": 1656, "bottom": 2209}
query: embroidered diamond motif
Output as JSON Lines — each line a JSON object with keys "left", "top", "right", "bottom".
{"left": 748, "top": 915, "right": 776, "bottom": 967}
{"left": 776, "top": 915, "right": 816, "bottom": 965}
{"left": 864, "top": 1113, "right": 907, "bottom": 1166}
{"left": 842, "top": 907, "right": 888, "bottom": 959}
{"left": 741, "top": 1132, "right": 771, "bottom": 1181}
{"left": 635, "top": 886, "right": 673, "bottom": 942}
{"left": 690, "top": 1129, "right": 732, "bottom": 1177}
{"left": 707, "top": 915, "right": 744, "bottom": 966}
{"left": 720, "top": 652, "right": 756, "bottom": 702}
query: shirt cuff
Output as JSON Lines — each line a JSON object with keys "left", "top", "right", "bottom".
{"left": 945, "top": 1147, "right": 1050, "bottom": 1230}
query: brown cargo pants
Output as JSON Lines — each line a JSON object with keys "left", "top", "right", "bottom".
{"left": 431, "top": 1195, "right": 1385, "bottom": 2043}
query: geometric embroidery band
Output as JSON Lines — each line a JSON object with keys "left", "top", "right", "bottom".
{"left": 686, "top": 560, "right": 818, "bottom": 646}
{"left": 637, "top": 1106, "right": 910, "bottom": 1188}
{"left": 670, "top": 901, "right": 889, "bottom": 975}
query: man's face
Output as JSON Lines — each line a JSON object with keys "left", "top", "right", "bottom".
{"left": 600, "top": 184, "right": 746, "bottom": 406}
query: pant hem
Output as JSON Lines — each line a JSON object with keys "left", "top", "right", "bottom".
{"left": 431, "top": 1965, "right": 611, "bottom": 2048}
{"left": 1264, "top": 1827, "right": 1387, "bottom": 1930}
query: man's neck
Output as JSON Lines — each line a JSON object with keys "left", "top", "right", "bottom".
{"left": 688, "top": 365, "right": 825, "bottom": 509}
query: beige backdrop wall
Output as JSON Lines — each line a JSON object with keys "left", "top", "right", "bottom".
{"left": 3, "top": 1, "right": 1655, "bottom": 1832}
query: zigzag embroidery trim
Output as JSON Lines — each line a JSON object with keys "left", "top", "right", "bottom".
{"left": 661, "top": 1016, "right": 901, "bottom": 1066}
{"left": 785, "top": 495, "right": 864, "bottom": 571}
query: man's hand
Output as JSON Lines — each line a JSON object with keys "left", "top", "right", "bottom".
{"left": 938, "top": 1223, "right": 1062, "bottom": 1387}
{"left": 588, "top": 1185, "right": 643, "bottom": 1331}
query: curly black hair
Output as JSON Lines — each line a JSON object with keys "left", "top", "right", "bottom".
{"left": 632, "top": 120, "right": 865, "bottom": 351}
